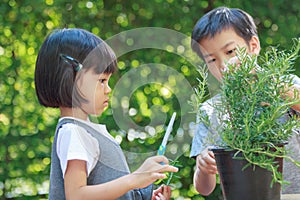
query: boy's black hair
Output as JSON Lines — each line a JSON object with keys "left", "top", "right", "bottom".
{"left": 191, "top": 6, "right": 258, "bottom": 59}
{"left": 35, "top": 28, "right": 117, "bottom": 108}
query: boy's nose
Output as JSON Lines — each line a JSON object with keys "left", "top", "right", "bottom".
{"left": 220, "top": 56, "right": 240, "bottom": 72}
{"left": 220, "top": 61, "right": 229, "bottom": 72}
{"left": 227, "top": 56, "right": 240, "bottom": 68}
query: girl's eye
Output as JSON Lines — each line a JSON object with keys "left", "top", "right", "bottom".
{"left": 99, "top": 79, "right": 106, "bottom": 84}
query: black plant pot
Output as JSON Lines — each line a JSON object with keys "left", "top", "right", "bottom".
{"left": 211, "top": 148, "right": 283, "bottom": 200}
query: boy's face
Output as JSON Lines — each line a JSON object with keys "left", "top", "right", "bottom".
{"left": 199, "top": 28, "right": 260, "bottom": 81}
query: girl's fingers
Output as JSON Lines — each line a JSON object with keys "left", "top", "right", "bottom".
{"left": 152, "top": 155, "right": 169, "bottom": 165}
{"left": 157, "top": 192, "right": 166, "bottom": 200}
{"left": 155, "top": 186, "right": 163, "bottom": 194}
{"left": 163, "top": 185, "right": 171, "bottom": 198}
{"left": 161, "top": 165, "right": 178, "bottom": 173}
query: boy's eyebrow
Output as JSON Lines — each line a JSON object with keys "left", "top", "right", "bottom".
{"left": 203, "top": 53, "right": 213, "bottom": 58}
{"left": 221, "top": 41, "right": 235, "bottom": 50}
{"left": 202, "top": 41, "right": 235, "bottom": 58}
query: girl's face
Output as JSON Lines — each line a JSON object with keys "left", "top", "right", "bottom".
{"left": 199, "top": 28, "right": 260, "bottom": 81}
{"left": 77, "top": 69, "right": 112, "bottom": 116}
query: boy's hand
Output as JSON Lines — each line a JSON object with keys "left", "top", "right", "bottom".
{"left": 284, "top": 84, "right": 300, "bottom": 112}
{"left": 152, "top": 185, "right": 171, "bottom": 200}
{"left": 196, "top": 148, "right": 218, "bottom": 175}
{"left": 131, "top": 156, "right": 178, "bottom": 189}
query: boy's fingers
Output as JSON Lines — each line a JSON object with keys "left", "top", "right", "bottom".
{"left": 202, "top": 152, "right": 216, "bottom": 165}
{"left": 208, "top": 151, "right": 215, "bottom": 158}
{"left": 206, "top": 156, "right": 216, "bottom": 165}
{"left": 198, "top": 157, "right": 217, "bottom": 174}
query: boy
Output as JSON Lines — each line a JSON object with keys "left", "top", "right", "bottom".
{"left": 190, "top": 6, "right": 300, "bottom": 195}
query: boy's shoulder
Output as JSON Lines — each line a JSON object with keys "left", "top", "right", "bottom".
{"left": 290, "top": 74, "right": 300, "bottom": 85}
{"left": 200, "top": 94, "right": 222, "bottom": 111}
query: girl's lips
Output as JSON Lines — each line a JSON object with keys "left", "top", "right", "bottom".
{"left": 103, "top": 98, "right": 109, "bottom": 106}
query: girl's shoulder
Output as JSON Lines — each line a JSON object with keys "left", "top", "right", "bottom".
{"left": 56, "top": 118, "right": 100, "bottom": 178}
{"left": 57, "top": 117, "right": 116, "bottom": 143}
{"left": 57, "top": 119, "right": 99, "bottom": 151}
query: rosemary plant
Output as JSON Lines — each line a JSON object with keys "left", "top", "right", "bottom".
{"left": 154, "top": 158, "right": 182, "bottom": 186}
{"left": 193, "top": 38, "right": 300, "bottom": 185}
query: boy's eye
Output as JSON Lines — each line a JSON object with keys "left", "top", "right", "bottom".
{"left": 227, "top": 48, "right": 236, "bottom": 55}
{"left": 207, "top": 58, "right": 216, "bottom": 63}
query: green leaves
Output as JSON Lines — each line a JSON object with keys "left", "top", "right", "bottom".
{"left": 195, "top": 39, "right": 300, "bottom": 187}
{"left": 220, "top": 40, "right": 300, "bottom": 184}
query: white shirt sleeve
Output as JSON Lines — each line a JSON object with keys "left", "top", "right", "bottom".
{"left": 56, "top": 123, "right": 99, "bottom": 178}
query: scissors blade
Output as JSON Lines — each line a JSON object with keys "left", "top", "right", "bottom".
{"left": 157, "top": 112, "right": 176, "bottom": 155}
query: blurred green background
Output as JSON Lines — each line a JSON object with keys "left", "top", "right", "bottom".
{"left": 0, "top": 0, "right": 299, "bottom": 199}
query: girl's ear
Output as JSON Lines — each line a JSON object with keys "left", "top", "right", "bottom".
{"left": 249, "top": 36, "right": 261, "bottom": 55}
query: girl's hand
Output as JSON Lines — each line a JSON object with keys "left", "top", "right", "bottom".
{"left": 152, "top": 185, "right": 171, "bottom": 200}
{"left": 131, "top": 156, "right": 178, "bottom": 189}
{"left": 196, "top": 148, "right": 218, "bottom": 175}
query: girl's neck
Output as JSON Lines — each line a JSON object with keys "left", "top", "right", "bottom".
{"left": 59, "top": 106, "right": 89, "bottom": 121}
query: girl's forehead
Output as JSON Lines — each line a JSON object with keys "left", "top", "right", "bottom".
{"left": 82, "top": 67, "right": 112, "bottom": 76}
{"left": 98, "top": 73, "right": 112, "bottom": 78}
{"left": 94, "top": 73, "right": 112, "bottom": 81}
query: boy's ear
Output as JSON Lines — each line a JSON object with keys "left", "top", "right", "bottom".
{"left": 249, "top": 36, "right": 261, "bottom": 55}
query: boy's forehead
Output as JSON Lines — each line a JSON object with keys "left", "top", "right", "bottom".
{"left": 199, "top": 28, "right": 247, "bottom": 55}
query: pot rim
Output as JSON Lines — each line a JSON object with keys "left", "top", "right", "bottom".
{"left": 208, "top": 141, "right": 289, "bottom": 153}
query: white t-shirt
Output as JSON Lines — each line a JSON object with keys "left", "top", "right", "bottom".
{"left": 56, "top": 117, "right": 114, "bottom": 178}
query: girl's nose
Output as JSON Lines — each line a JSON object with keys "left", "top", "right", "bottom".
{"left": 105, "top": 84, "right": 112, "bottom": 94}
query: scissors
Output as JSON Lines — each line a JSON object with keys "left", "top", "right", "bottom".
{"left": 157, "top": 112, "right": 176, "bottom": 156}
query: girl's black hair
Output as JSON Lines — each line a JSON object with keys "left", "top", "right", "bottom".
{"left": 191, "top": 7, "right": 258, "bottom": 59}
{"left": 35, "top": 28, "right": 117, "bottom": 108}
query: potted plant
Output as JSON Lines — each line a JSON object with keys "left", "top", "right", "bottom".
{"left": 192, "top": 39, "right": 300, "bottom": 200}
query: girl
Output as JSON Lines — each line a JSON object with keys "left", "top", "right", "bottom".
{"left": 35, "top": 28, "right": 178, "bottom": 200}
